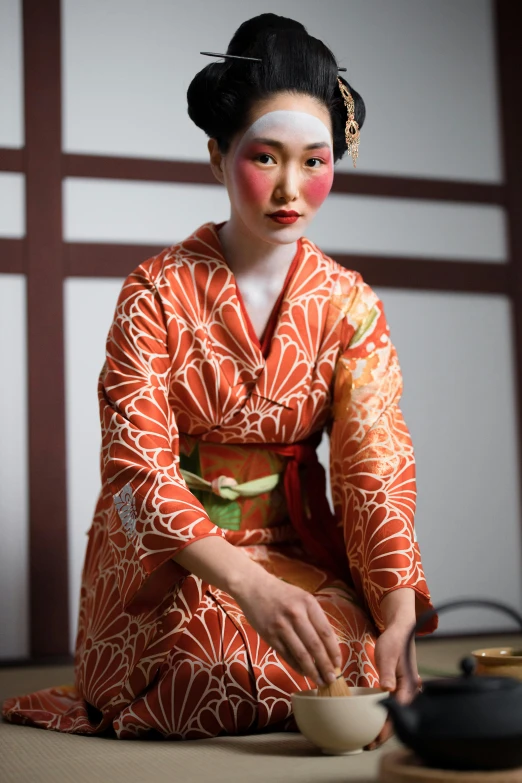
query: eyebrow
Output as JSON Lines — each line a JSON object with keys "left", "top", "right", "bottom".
{"left": 251, "top": 137, "right": 331, "bottom": 151}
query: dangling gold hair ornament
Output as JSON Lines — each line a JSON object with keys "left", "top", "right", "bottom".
{"left": 200, "top": 52, "right": 357, "bottom": 164}
{"left": 337, "top": 77, "right": 359, "bottom": 168}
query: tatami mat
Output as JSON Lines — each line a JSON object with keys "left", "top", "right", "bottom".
{"left": 1, "top": 636, "right": 518, "bottom": 783}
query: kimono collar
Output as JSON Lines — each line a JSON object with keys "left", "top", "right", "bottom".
{"left": 178, "top": 221, "right": 337, "bottom": 412}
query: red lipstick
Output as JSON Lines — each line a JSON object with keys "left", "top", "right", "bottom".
{"left": 267, "top": 210, "right": 301, "bottom": 225}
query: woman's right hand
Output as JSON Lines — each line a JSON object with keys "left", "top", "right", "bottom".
{"left": 232, "top": 568, "right": 342, "bottom": 687}
{"left": 173, "top": 535, "right": 341, "bottom": 686}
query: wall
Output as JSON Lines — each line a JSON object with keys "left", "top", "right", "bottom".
{"left": 0, "top": 0, "right": 28, "bottom": 659}
{"left": 0, "top": 0, "right": 520, "bottom": 657}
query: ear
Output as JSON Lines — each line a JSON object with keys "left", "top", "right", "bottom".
{"left": 208, "top": 138, "right": 226, "bottom": 185}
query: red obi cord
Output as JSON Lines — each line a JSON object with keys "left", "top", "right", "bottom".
{"left": 253, "top": 430, "right": 351, "bottom": 582}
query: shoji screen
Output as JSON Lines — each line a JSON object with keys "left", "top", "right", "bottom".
{"left": 0, "top": 0, "right": 29, "bottom": 659}
{"left": 1, "top": 0, "right": 519, "bottom": 659}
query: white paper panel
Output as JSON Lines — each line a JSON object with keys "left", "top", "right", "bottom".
{"left": 63, "top": 0, "right": 501, "bottom": 182}
{"left": 63, "top": 179, "right": 230, "bottom": 245}
{"left": 65, "top": 278, "right": 124, "bottom": 651}
{"left": 0, "top": 275, "right": 29, "bottom": 659}
{"left": 0, "top": 173, "right": 25, "bottom": 237}
{"left": 0, "top": 0, "right": 24, "bottom": 148}
{"left": 64, "top": 178, "right": 506, "bottom": 262}
{"left": 373, "top": 289, "right": 522, "bottom": 634}
{"left": 307, "top": 195, "right": 506, "bottom": 262}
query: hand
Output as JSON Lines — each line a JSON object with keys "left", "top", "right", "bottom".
{"left": 376, "top": 622, "right": 420, "bottom": 701}
{"left": 233, "top": 570, "right": 342, "bottom": 687}
{"left": 365, "top": 622, "right": 422, "bottom": 750}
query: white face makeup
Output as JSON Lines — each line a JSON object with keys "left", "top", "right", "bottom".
{"left": 236, "top": 110, "right": 333, "bottom": 155}
{"left": 222, "top": 101, "right": 335, "bottom": 243}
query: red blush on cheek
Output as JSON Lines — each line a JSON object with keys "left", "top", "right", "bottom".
{"left": 303, "top": 167, "right": 334, "bottom": 208}
{"left": 233, "top": 156, "right": 272, "bottom": 205}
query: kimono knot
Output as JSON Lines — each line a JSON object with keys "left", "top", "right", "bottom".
{"left": 211, "top": 476, "right": 239, "bottom": 499}
{"left": 180, "top": 468, "right": 281, "bottom": 501}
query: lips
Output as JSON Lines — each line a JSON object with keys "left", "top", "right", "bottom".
{"left": 267, "top": 210, "right": 301, "bottom": 225}
{"left": 268, "top": 215, "right": 300, "bottom": 224}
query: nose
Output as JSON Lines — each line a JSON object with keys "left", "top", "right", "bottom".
{"left": 274, "top": 162, "right": 300, "bottom": 203}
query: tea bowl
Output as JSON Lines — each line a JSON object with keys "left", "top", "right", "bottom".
{"left": 291, "top": 686, "right": 388, "bottom": 756}
{"left": 472, "top": 647, "right": 522, "bottom": 680}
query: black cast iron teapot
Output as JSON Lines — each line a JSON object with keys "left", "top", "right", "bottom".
{"left": 382, "top": 599, "right": 522, "bottom": 771}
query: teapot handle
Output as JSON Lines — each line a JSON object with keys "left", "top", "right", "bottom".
{"left": 402, "top": 598, "right": 522, "bottom": 692}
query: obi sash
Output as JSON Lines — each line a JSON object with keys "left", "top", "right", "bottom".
{"left": 182, "top": 429, "right": 350, "bottom": 582}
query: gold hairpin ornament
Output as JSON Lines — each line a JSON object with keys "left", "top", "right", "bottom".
{"left": 337, "top": 77, "right": 359, "bottom": 168}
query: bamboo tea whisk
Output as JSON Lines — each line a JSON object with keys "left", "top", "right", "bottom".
{"left": 317, "top": 667, "right": 352, "bottom": 697}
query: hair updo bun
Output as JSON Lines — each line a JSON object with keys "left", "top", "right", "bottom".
{"left": 187, "top": 13, "right": 365, "bottom": 163}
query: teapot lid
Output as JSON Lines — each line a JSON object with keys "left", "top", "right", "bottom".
{"left": 423, "top": 656, "right": 522, "bottom": 694}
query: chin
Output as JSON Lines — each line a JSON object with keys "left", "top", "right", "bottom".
{"left": 260, "top": 219, "right": 307, "bottom": 243}
{"left": 265, "top": 229, "right": 303, "bottom": 246}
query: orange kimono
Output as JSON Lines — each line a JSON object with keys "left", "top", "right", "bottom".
{"left": 3, "top": 221, "right": 436, "bottom": 738}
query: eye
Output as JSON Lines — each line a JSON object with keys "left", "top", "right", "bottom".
{"left": 255, "top": 153, "right": 276, "bottom": 165}
{"left": 306, "top": 158, "right": 325, "bottom": 168}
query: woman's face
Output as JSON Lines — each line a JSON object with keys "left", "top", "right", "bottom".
{"left": 210, "top": 92, "right": 334, "bottom": 245}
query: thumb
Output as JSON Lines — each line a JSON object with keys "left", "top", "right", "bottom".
{"left": 375, "top": 639, "right": 398, "bottom": 692}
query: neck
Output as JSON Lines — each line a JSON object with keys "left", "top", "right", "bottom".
{"left": 217, "top": 215, "right": 299, "bottom": 279}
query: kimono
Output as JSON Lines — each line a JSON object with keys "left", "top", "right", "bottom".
{"left": 3, "top": 220, "right": 436, "bottom": 739}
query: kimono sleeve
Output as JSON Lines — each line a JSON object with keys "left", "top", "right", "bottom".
{"left": 99, "top": 265, "right": 226, "bottom": 613}
{"left": 329, "top": 274, "right": 437, "bottom": 634}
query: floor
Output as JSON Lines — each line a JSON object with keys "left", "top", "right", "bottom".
{"left": 0, "top": 635, "right": 518, "bottom": 783}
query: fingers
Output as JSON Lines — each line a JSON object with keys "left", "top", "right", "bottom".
{"left": 297, "top": 597, "right": 342, "bottom": 685}
{"left": 394, "top": 665, "right": 422, "bottom": 702}
{"left": 307, "top": 599, "right": 342, "bottom": 669}
{"left": 364, "top": 718, "right": 394, "bottom": 751}
{"left": 273, "top": 641, "right": 306, "bottom": 679}
{"left": 246, "top": 582, "right": 342, "bottom": 687}
{"left": 277, "top": 626, "right": 325, "bottom": 685}
{"left": 270, "top": 596, "right": 341, "bottom": 686}
{"left": 375, "top": 626, "right": 419, "bottom": 695}
{"left": 395, "top": 640, "right": 420, "bottom": 702}
{"left": 394, "top": 673, "right": 416, "bottom": 704}
{"left": 291, "top": 617, "right": 337, "bottom": 686}
{"left": 374, "top": 638, "right": 398, "bottom": 692}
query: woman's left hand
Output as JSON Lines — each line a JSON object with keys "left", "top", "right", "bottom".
{"left": 365, "top": 621, "right": 421, "bottom": 751}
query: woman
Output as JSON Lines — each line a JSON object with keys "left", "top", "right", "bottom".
{"left": 3, "top": 13, "right": 436, "bottom": 742}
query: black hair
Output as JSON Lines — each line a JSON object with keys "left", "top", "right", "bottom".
{"left": 187, "top": 13, "right": 365, "bottom": 163}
